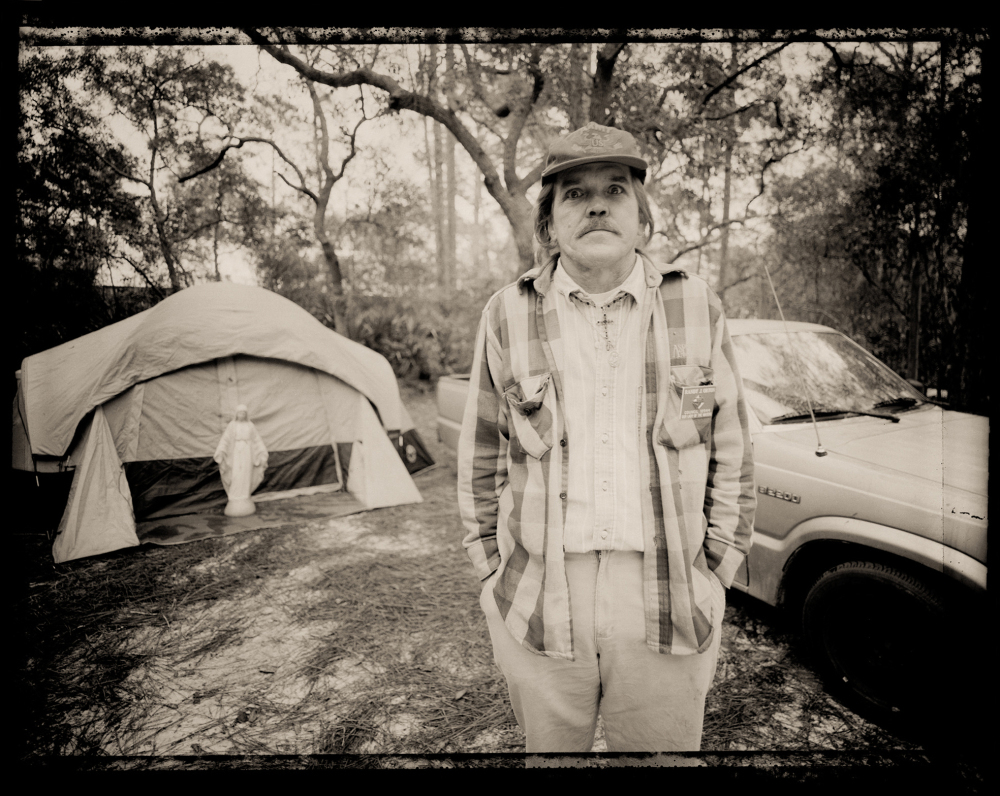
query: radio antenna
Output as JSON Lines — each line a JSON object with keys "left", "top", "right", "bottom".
{"left": 762, "top": 262, "right": 827, "bottom": 457}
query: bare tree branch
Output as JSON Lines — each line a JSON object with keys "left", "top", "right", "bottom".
{"left": 459, "top": 44, "right": 512, "bottom": 117}
{"left": 655, "top": 82, "right": 693, "bottom": 110}
{"left": 246, "top": 29, "right": 513, "bottom": 215}
{"left": 333, "top": 92, "right": 370, "bottom": 183}
{"left": 118, "top": 253, "right": 168, "bottom": 298}
{"left": 505, "top": 46, "right": 544, "bottom": 194}
{"left": 843, "top": 254, "right": 907, "bottom": 316}
{"left": 660, "top": 217, "right": 749, "bottom": 264}
{"left": 821, "top": 41, "right": 854, "bottom": 78}
{"left": 274, "top": 169, "right": 314, "bottom": 200}
{"left": 464, "top": 104, "right": 509, "bottom": 140}
{"left": 703, "top": 99, "right": 764, "bottom": 121}
{"left": 172, "top": 216, "right": 223, "bottom": 243}
{"left": 701, "top": 42, "right": 791, "bottom": 106}
{"left": 519, "top": 160, "right": 547, "bottom": 194}
{"left": 177, "top": 135, "right": 310, "bottom": 191}
{"left": 745, "top": 147, "right": 803, "bottom": 213}
{"left": 721, "top": 269, "right": 761, "bottom": 292}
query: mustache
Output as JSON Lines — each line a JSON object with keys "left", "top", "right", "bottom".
{"left": 579, "top": 219, "right": 618, "bottom": 236}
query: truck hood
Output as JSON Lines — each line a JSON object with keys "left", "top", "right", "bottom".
{"left": 761, "top": 405, "right": 988, "bottom": 561}
{"left": 820, "top": 407, "right": 986, "bottom": 495}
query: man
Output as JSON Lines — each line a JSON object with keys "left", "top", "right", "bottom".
{"left": 457, "top": 122, "right": 756, "bottom": 753}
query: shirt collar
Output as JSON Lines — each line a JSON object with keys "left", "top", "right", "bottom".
{"left": 552, "top": 253, "right": 646, "bottom": 304}
{"left": 517, "top": 251, "right": 688, "bottom": 296}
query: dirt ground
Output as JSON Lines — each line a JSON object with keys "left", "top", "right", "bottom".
{"left": 13, "top": 382, "right": 987, "bottom": 780}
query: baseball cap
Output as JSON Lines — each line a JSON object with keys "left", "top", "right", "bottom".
{"left": 541, "top": 122, "right": 648, "bottom": 182}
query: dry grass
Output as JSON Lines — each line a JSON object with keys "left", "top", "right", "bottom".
{"left": 16, "top": 381, "right": 963, "bottom": 772}
{"left": 14, "top": 494, "right": 917, "bottom": 765}
{"left": 15, "top": 468, "right": 523, "bottom": 764}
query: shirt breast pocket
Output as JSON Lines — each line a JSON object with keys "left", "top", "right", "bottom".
{"left": 504, "top": 373, "right": 555, "bottom": 459}
{"left": 658, "top": 365, "right": 715, "bottom": 450}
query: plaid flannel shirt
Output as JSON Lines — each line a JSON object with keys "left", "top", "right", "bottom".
{"left": 457, "top": 253, "right": 756, "bottom": 658}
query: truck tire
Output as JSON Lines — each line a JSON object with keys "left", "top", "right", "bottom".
{"left": 801, "top": 560, "right": 954, "bottom": 731}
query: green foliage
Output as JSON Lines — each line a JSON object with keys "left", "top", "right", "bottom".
{"left": 630, "top": 41, "right": 802, "bottom": 276}
{"left": 79, "top": 45, "right": 247, "bottom": 172}
{"left": 781, "top": 37, "right": 986, "bottom": 412}
{"left": 338, "top": 171, "right": 436, "bottom": 295}
{"left": 336, "top": 290, "right": 488, "bottom": 380}
{"left": 16, "top": 48, "right": 164, "bottom": 372}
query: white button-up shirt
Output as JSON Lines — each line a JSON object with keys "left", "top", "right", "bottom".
{"left": 551, "top": 254, "right": 648, "bottom": 552}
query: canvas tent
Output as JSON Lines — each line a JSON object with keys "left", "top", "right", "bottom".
{"left": 12, "top": 282, "right": 433, "bottom": 563}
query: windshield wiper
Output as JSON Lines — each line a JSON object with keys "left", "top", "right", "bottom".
{"left": 872, "top": 396, "right": 922, "bottom": 411}
{"left": 771, "top": 408, "right": 900, "bottom": 424}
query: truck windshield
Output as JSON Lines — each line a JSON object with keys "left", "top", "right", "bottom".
{"left": 730, "top": 331, "right": 926, "bottom": 426}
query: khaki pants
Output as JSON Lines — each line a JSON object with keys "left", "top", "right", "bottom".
{"left": 481, "top": 550, "right": 724, "bottom": 753}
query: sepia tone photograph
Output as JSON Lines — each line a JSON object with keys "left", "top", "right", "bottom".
{"left": 15, "top": 20, "right": 988, "bottom": 783}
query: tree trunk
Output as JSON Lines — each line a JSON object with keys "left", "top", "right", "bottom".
{"left": 715, "top": 44, "right": 739, "bottom": 301}
{"left": 590, "top": 44, "right": 624, "bottom": 124}
{"left": 149, "top": 195, "right": 182, "bottom": 292}
{"left": 319, "top": 235, "right": 348, "bottom": 337}
{"left": 568, "top": 43, "right": 590, "bottom": 129}
{"left": 696, "top": 138, "right": 710, "bottom": 279}
{"left": 905, "top": 205, "right": 922, "bottom": 380}
{"left": 446, "top": 130, "right": 457, "bottom": 290}
{"left": 433, "top": 120, "right": 446, "bottom": 287}
{"left": 427, "top": 44, "right": 447, "bottom": 289}
{"left": 473, "top": 147, "right": 483, "bottom": 274}
{"left": 510, "top": 201, "right": 535, "bottom": 277}
{"left": 716, "top": 135, "right": 734, "bottom": 298}
{"left": 422, "top": 114, "right": 435, "bottom": 216}
{"left": 304, "top": 79, "right": 350, "bottom": 337}
{"left": 907, "top": 259, "right": 922, "bottom": 381}
{"left": 955, "top": 37, "right": 987, "bottom": 414}
{"left": 444, "top": 44, "right": 458, "bottom": 291}
{"left": 213, "top": 179, "right": 223, "bottom": 281}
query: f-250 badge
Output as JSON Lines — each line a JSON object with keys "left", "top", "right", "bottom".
{"left": 759, "top": 485, "right": 801, "bottom": 503}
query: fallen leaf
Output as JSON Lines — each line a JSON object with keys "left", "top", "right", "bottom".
{"left": 453, "top": 689, "right": 467, "bottom": 700}
{"left": 236, "top": 710, "right": 249, "bottom": 723}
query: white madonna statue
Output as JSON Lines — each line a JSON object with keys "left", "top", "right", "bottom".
{"left": 213, "top": 404, "right": 269, "bottom": 517}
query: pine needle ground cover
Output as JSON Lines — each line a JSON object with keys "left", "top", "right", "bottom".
{"left": 16, "top": 383, "right": 932, "bottom": 769}
{"left": 17, "top": 467, "right": 523, "bottom": 760}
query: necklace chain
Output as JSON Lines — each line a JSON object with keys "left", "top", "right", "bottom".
{"left": 585, "top": 292, "right": 627, "bottom": 367}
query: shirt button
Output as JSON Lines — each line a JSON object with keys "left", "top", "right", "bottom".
{"left": 601, "top": 387, "right": 608, "bottom": 397}
{"left": 560, "top": 438, "right": 567, "bottom": 447}
{"left": 601, "top": 432, "right": 609, "bottom": 443}
{"left": 601, "top": 530, "right": 609, "bottom": 539}
{"left": 602, "top": 481, "right": 609, "bottom": 491}
{"left": 559, "top": 492, "right": 567, "bottom": 500}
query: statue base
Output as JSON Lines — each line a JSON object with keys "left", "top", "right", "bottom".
{"left": 224, "top": 497, "right": 257, "bottom": 517}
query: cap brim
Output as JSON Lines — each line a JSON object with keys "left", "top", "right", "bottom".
{"left": 541, "top": 154, "right": 649, "bottom": 180}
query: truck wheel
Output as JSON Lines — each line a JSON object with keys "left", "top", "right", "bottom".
{"left": 801, "top": 560, "right": 953, "bottom": 730}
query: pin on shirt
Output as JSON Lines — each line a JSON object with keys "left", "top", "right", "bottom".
{"left": 680, "top": 384, "right": 716, "bottom": 419}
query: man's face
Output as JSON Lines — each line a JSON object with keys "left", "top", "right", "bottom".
{"left": 550, "top": 162, "right": 642, "bottom": 274}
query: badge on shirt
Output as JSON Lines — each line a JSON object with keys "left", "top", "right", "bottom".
{"left": 680, "top": 384, "right": 716, "bottom": 419}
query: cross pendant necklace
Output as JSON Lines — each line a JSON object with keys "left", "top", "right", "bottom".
{"left": 594, "top": 298, "right": 623, "bottom": 367}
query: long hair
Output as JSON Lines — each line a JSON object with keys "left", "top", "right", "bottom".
{"left": 531, "top": 166, "right": 654, "bottom": 267}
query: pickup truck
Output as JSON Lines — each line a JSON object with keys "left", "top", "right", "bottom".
{"left": 437, "top": 318, "right": 988, "bottom": 734}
